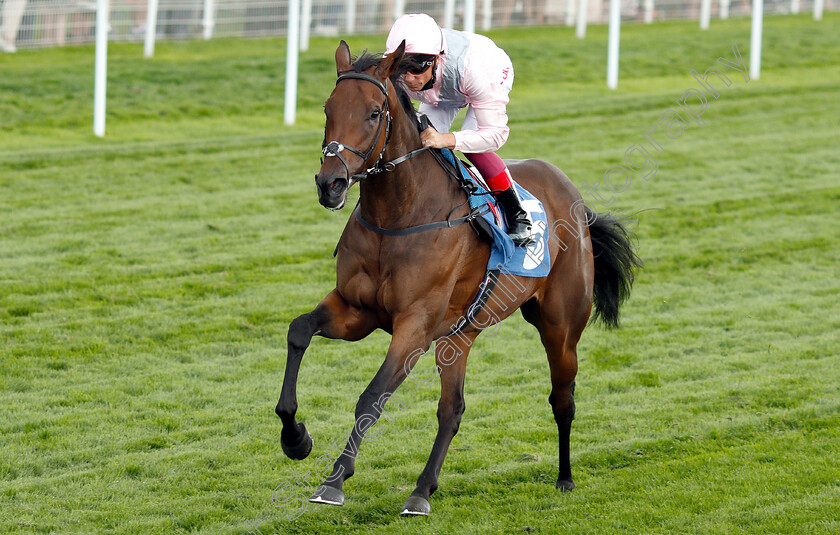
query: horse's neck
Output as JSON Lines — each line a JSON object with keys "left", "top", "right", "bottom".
{"left": 358, "top": 114, "right": 456, "bottom": 229}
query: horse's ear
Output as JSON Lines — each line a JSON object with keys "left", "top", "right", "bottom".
{"left": 335, "top": 40, "right": 352, "bottom": 75}
{"left": 375, "top": 40, "right": 405, "bottom": 80}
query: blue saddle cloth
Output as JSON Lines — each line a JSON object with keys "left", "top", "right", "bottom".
{"left": 440, "top": 149, "right": 550, "bottom": 278}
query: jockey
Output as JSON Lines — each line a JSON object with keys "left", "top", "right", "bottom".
{"left": 385, "top": 13, "right": 534, "bottom": 246}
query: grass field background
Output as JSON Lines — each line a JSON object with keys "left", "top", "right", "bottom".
{"left": 1, "top": 13, "right": 839, "bottom": 535}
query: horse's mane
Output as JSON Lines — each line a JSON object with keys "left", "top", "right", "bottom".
{"left": 351, "top": 51, "right": 419, "bottom": 130}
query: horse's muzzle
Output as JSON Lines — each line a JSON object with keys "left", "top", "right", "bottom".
{"left": 315, "top": 174, "right": 349, "bottom": 210}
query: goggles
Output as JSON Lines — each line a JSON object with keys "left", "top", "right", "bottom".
{"left": 406, "top": 59, "right": 435, "bottom": 75}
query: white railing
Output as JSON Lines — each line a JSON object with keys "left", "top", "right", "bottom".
{"left": 0, "top": 0, "right": 835, "bottom": 50}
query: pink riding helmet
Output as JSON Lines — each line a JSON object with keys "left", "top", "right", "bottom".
{"left": 385, "top": 13, "right": 445, "bottom": 56}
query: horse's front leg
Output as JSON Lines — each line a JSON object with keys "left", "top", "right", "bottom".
{"left": 277, "top": 289, "right": 378, "bottom": 460}
{"left": 401, "top": 330, "right": 478, "bottom": 516}
{"left": 309, "top": 316, "right": 434, "bottom": 507}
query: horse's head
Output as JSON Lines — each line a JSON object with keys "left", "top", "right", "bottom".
{"left": 315, "top": 40, "right": 405, "bottom": 210}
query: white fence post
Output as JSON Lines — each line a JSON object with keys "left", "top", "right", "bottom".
{"left": 644, "top": 0, "right": 654, "bottom": 23}
{"left": 444, "top": 0, "right": 455, "bottom": 28}
{"left": 607, "top": 0, "right": 620, "bottom": 89}
{"left": 576, "top": 0, "right": 587, "bottom": 38}
{"left": 345, "top": 0, "right": 356, "bottom": 33}
{"left": 813, "top": 0, "right": 824, "bottom": 20}
{"left": 394, "top": 0, "right": 405, "bottom": 20}
{"left": 300, "top": 0, "right": 312, "bottom": 51}
{"left": 790, "top": 0, "right": 800, "bottom": 14}
{"left": 482, "top": 0, "right": 492, "bottom": 30}
{"left": 202, "top": 0, "right": 215, "bottom": 39}
{"left": 750, "top": 0, "right": 763, "bottom": 80}
{"left": 143, "top": 0, "right": 159, "bottom": 58}
{"left": 464, "top": 0, "right": 476, "bottom": 32}
{"left": 285, "top": 0, "right": 300, "bottom": 125}
{"left": 699, "top": 0, "right": 711, "bottom": 29}
{"left": 94, "top": 0, "right": 108, "bottom": 137}
{"left": 720, "top": 0, "right": 730, "bottom": 19}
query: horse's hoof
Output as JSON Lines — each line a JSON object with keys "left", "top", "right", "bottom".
{"left": 400, "top": 495, "right": 431, "bottom": 516}
{"left": 556, "top": 479, "right": 575, "bottom": 492}
{"left": 281, "top": 423, "right": 313, "bottom": 460}
{"left": 309, "top": 485, "right": 344, "bottom": 506}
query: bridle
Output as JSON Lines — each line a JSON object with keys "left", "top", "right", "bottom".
{"left": 322, "top": 70, "right": 491, "bottom": 246}
{"left": 321, "top": 72, "right": 428, "bottom": 183}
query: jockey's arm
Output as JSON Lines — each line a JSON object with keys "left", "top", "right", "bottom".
{"left": 421, "top": 106, "right": 509, "bottom": 152}
{"left": 452, "top": 106, "right": 510, "bottom": 153}
{"left": 453, "top": 60, "right": 512, "bottom": 153}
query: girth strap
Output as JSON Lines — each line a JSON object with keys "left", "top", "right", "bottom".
{"left": 354, "top": 204, "right": 490, "bottom": 237}
{"left": 440, "top": 269, "right": 501, "bottom": 339}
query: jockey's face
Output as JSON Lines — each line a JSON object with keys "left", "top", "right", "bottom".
{"left": 402, "top": 57, "right": 436, "bottom": 92}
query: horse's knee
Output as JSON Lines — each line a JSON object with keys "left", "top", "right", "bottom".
{"left": 288, "top": 312, "right": 317, "bottom": 353}
{"left": 548, "top": 384, "right": 575, "bottom": 422}
{"left": 355, "top": 389, "right": 384, "bottom": 419}
{"left": 437, "top": 395, "right": 465, "bottom": 434}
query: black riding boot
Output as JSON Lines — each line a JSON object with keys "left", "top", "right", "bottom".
{"left": 495, "top": 186, "right": 534, "bottom": 246}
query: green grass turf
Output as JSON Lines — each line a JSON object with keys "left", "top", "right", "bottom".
{"left": 1, "top": 13, "right": 839, "bottom": 535}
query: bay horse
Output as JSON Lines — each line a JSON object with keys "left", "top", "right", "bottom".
{"left": 276, "top": 40, "right": 640, "bottom": 516}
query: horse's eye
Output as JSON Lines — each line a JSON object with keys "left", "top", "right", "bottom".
{"left": 370, "top": 108, "right": 381, "bottom": 120}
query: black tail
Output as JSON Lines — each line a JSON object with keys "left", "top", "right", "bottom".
{"left": 586, "top": 206, "right": 642, "bottom": 328}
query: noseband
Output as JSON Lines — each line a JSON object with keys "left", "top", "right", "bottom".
{"left": 322, "top": 73, "right": 428, "bottom": 183}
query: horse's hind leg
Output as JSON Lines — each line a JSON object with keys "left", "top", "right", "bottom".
{"left": 402, "top": 331, "right": 479, "bottom": 516}
{"left": 522, "top": 288, "right": 588, "bottom": 491}
{"left": 277, "top": 289, "right": 377, "bottom": 460}
{"left": 548, "top": 345, "right": 578, "bottom": 491}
